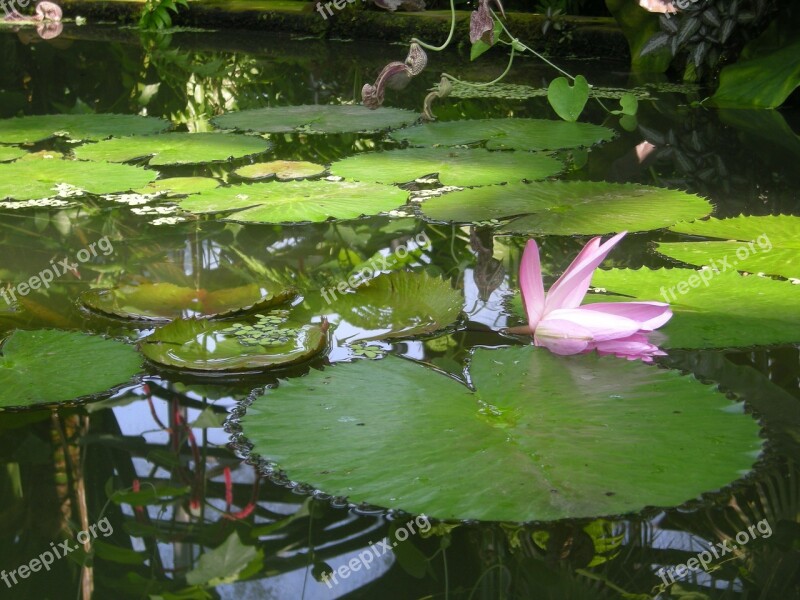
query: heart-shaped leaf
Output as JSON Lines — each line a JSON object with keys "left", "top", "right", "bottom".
{"left": 547, "top": 75, "right": 590, "bottom": 122}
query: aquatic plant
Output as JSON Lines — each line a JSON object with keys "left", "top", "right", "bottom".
{"left": 510, "top": 233, "right": 672, "bottom": 362}
{"left": 362, "top": 0, "right": 637, "bottom": 122}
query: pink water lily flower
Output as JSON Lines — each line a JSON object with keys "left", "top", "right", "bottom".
{"left": 512, "top": 232, "right": 672, "bottom": 362}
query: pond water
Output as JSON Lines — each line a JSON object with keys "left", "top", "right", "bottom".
{"left": 0, "top": 23, "right": 798, "bottom": 600}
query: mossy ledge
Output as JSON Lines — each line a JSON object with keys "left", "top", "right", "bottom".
{"left": 58, "top": 0, "right": 628, "bottom": 59}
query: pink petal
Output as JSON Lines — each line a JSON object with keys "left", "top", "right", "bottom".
{"left": 520, "top": 240, "right": 545, "bottom": 329}
{"left": 534, "top": 319, "right": 592, "bottom": 355}
{"left": 590, "top": 333, "right": 667, "bottom": 362}
{"left": 581, "top": 302, "right": 672, "bottom": 331}
{"left": 544, "top": 232, "right": 627, "bottom": 313}
{"left": 542, "top": 307, "right": 641, "bottom": 342}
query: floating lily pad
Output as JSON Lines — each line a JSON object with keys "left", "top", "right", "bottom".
{"left": 330, "top": 148, "right": 563, "bottom": 187}
{"left": 137, "top": 177, "right": 221, "bottom": 196}
{"left": 73, "top": 133, "right": 271, "bottom": 165}
{"left": 447, "top": 81, "right": 650, "bottom": 101}
{"left": 588, "top": 268, "right": 800, "bottom": 349}
{"left": 422, "top": 181, "right": 711, "bottom": 235}
{"left": 0, "top": 329, "right": 141, "bottom": 408}
{"left": 0, "top": 114, "right": 169, "bottom": 144}
{"left": 656, "top": 215, "right": 800, "bottom": 279}
{"left": 298, "top": 271, "right": 462, "bottom": 341}
{"left": 235, "top": 161, "right": 326, "bottom": 181}
{"left": 390, "top": 118, "right": 615, "bottom": 151}
{"left": 212, "top": 105, "right": 418, "bottom": 135}
{"left": 0, "top": 146, "right": 25, "bottom": 162}
{"left": 81, "top": 282, "right": 295, "bottom": 321}
{"left": 178, "top": 181, "right": 408, "bottom": 224}
{"left": 139, "top": 316, "right": 327, "bottom": 372}
{"left": 240, "top": 346, "right": 761, "bottom": 522}
{"left": 0, "top": 159, "right": 157, "bottom": 201}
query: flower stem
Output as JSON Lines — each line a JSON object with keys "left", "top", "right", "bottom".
{"left": 411, "top": 0, "right": 457, "bottom": 52}
{"left": 442, "top": 46, "right": 516, "bottom": 88}
{"left": 490, "top": 9, "right": 576, "bottom": 80}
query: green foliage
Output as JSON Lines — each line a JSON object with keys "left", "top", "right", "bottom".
{"left": 139, "top": 0, "right": 189, "bottom": 30}
{"left": 422, "top": 181, "right": 711, "bottom": 235}
{"left": 547, "top": 75, "right": 590, "bottom": 122}
{"left": 240, "top": 346, "right": 761, "bottom": 521}
{"left": 0, "top": 330, "right": 141, "bottom": 408}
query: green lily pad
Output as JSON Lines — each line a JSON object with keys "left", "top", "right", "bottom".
{"left": 588, "top": 268, "right": 800, "bottom": 349}
{"left": 421, "top": 181, "right": 711, "bottom": 235}
{"left": 73, "top": 133, "right": 271, "bottom": 166}
{"left": 137, "top": 177, "right": 221, "bottom": 196}
{"left": 0, "top": 146, "right": 25, "bottom": 163}
{"left": 178, "top": 181, "right": 408, "bottom": 224}
{"left": 235, "top": 160, "right": 326, "bottom": 181}
{"left": 0, "top": 114, "right": 170, "bottom": 144}
{"left": 139, "top": 317, "right": 328, "bottom": 372}
{"left": 0, "top": 329, "right": 141, "bottom": 408}
{"left": 212, "top": 105, "right": 418, "bottom": 134}
{"left": 80, "top": 282, "right": 295, "bottom": 321}
{"left": 0, "top": 159, "right": 157, "bottom": 201}
{"left": 330, "top": 148, "right": 563, "bottom": 187}
{"left": 389, "top": 118, "right": 615, "bottom": 151}
{"left": 300, "top": 271, "right": 463, "bottom": 342}
{"left": 656, "top": 215, "right": 800, "bottom": 279}
{"left": 240, "top": 346, "right": 761, "bottom": 522}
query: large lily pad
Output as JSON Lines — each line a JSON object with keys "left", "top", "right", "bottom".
{"left": 178, "top": 181, "right": 408, "bottom": 224}
{"left": 73, "top": 133, "right": 271, "bottom": 165}
{"left": 240, "top": 346, "right": 761, "bottom": 522}
{"left": 0, "top": 146, "right": 25, "bottom": 162}
{"left": 81, "top": 282, "right": 295, "bottom": 321}
{"left": 212, "top": 105, "right": 418, "bottom": 135}
{"left": 0, "top": 329, "right": 141, "bottom": 408}
{"left": 588, "top": 268, "right": 800, "bottom": 349}
{"left": 0, "top": 114, "right": 170, "bottom": 144}
{"left": 235, "top": 161, "right": 325, "bottom": 181}
{"left": 389, "top": 118, "right": 615, "bottom": 151}
{"left": 330, "top": 148, "right": 563, "bottom": 187}
{"left": 656, "top": 215, "right": 800, "bottom": 279}
{"left": 0, "top": 159, "right": 158, "bottom": 201}
{"left": 422, "top": 181, "right": 711, "bottom": 235}
{"left": 298, "top": 271, "right": 463, "bottom": 342}
{"left": 139, "top": 315, "right": 327, "bottom": 372}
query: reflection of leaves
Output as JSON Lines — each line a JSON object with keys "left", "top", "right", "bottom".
{"left": 185, "top": 532, "right": 264, "bottom": 586}
{"left": 111, "top": 483, "right": 190, "bottom": 506}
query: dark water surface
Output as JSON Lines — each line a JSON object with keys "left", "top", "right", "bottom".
{"left": 0, "top": 24, "right": 798, "bottom": 600}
